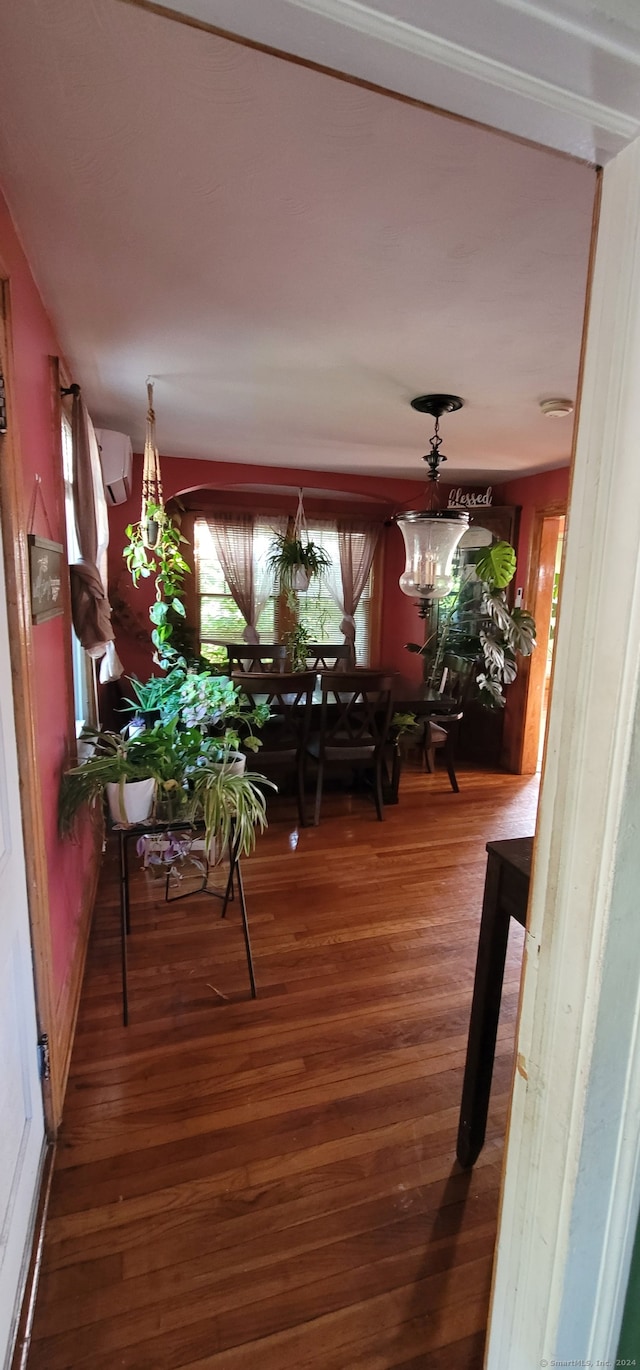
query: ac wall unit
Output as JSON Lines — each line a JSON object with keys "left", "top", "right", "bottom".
{"left": 95, "top": 428, "right": 133, "bottom": 505}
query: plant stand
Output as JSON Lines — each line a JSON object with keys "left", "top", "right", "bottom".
{"left": 116, "top": 819, "right": 257, "bottom": 1025}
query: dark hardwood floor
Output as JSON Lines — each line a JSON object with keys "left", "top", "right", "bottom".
{"left": 28, "top": 762, "right": 538, "bottom": 1370}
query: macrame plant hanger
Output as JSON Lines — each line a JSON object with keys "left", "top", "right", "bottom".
{"left": 292, "top": 488, "right": 311, "bottom": 591}
{"left": 293, "top": 488, "right": 308, "bottom": 542}
{"left": 141, "top": 379, "right": 164, "bottom": 550}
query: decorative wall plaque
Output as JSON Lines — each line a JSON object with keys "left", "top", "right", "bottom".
{"left": 27, "top": 534, "right": 64, "bottom": 624}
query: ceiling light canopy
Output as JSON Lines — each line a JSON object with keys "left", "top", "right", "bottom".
{"left": 397, "top": 392, "right": 468, "bottom": 603}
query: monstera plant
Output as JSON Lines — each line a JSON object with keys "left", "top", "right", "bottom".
{"left": 407, "top": 540, "right": 537, "bottom": 708}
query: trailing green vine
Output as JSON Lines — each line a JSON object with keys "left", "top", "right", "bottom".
{"left": 123, "top": 502, "right": 191, "bottom": 668}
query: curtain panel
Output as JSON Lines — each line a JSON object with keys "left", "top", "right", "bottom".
{"left": 209, "top": 513, "right": 261, "bottom": 643}
{"left": 336, "top": 520, "right": 381, "bottom": 666}
{"left": 69, "top": 390, "right": 122, "bottom": 682}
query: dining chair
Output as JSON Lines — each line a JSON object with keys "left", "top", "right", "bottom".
{"left": 304, "top": 643, "right": 350, "bottom": 672}
{"left": 226, "top": 643, "right": 287, "bottom": 674}
{"left": 421, "top": 655, "right": 473, "bottom": 792}
{"left": 233, "top": 671, "right": 317, "bottom": 826}
{"left": 422, "top": 713, "right": 464, "bottom": 792}
{"left": 307, "top": 671, "right": 393, "bottom": 825}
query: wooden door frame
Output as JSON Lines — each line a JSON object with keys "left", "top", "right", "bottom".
{"left": 515, "top": 499, "right": 567, "bottom": 774}
{"left": 0, "top": 278, "right": 58, "bottom": 1134}
{"left": 488, "top": 142, "right": 640, "bottom": 1364}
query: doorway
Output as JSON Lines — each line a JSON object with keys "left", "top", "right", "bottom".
{"left": 508, "top": 502, "right": 567, "bottom": 776}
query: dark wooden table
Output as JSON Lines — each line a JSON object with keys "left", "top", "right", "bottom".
{"left": 456, "top": 836, "right": 533, "bottom": 1168}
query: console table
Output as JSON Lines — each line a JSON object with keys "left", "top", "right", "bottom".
{"left": 456, "top": 836, "right": 533, "bottom": 1168}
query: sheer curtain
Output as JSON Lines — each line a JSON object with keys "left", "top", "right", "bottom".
{"left": 208, "top": 513, "right": 285, "bottom": 642}
{"left": 209, "top": 514, "right": 259, "bottom": 642}
{"left": 335, "top": 520, "right": 381, "bottom": 666}
{"left": 68, "top": 389, "right": 122, "bottom": 682}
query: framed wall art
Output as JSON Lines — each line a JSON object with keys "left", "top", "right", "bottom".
{"left": 27, "top": 533, "right": 64, "bottom": 624}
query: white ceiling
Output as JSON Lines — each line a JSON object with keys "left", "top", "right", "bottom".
{"left": 0, "top": 0, "right": 602, "bottom": 481}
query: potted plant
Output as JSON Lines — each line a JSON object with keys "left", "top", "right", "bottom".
{"left": 267, "top": 492, "right": 331, "bottom": 597}
{"left": 267, "top": 529, "right": 332, "bottom": 595}
{"left": 58, "top": 718, "right": 212, "bottom": 833}
{"left": 123, "top": 506, "right": 191, "bottom": 668}
{"left": 59, "top": 728, "right": 159, "bottom": 834}
{"left": 59, "top": 698, "right": 276, "bottom": 870}
{"left": 407, "top": 541, "right": 536, "bottom": 709}
{"left": 126, "top": 665, "right": 270, "bottom": 753}
{"left": 190, "top": 749, "right": 275, "bottom": 862}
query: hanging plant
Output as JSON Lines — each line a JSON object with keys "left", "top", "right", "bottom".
{"left": 267, "top": 490, "right": 331, "bottom": 597}
{"left": 123, "top": 381, "right": 190, "bottom": 668}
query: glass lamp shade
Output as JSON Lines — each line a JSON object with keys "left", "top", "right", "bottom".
{"left": 397, "top": 510, "right": 469, "bottom": 601}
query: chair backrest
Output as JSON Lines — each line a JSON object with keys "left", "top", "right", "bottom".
{"left": 233, "top": 671, "right": 317, "bottom": 753}
{"left": 438, "top": 654, "right": 476, "bottom": 708}
{"left": 226, "top": 643, "right": 287, "bottom": 674}
{"left": 304, "top": 643, "right": 350, "bottom": 672}
{"left": 318, "top": 671, "right": 393, "bottom": 756}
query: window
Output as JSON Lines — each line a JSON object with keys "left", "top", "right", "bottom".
{"left": 298, "top": 524, "right": 373, "bottom": 665}
{"left": 196, "top": 519, "right": 276, "bottom": 666}
{"left": 194, "top": 516, "right": 375, "bottom": 666}
{"left": 61, "top": 414, "right": 96, "bottom": 730}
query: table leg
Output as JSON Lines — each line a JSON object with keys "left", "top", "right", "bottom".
{"left": 456, "top": 850, "right": 512, "bottom": 1168}
{"left": 234, "top": 854, "right": 257, "bottom": 999}
{"left": 118, "top": 831, "right": 129, "bottom": 1027}
{"left": 220, "top": 837, "right": 236, "bottom": 917}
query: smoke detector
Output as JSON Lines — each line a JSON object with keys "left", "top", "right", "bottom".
{"left": 539, "top": 397, "right": 574, "bottom": 417}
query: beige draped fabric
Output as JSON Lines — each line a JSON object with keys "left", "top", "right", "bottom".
{"left": 336, "top": 520, "right": 381, "bottom": 666}
{"left": 69, "top": 390, "right": 122, "bottom": 682}
{"left": 209, "top": 514, "right": 260, "bottom": 643}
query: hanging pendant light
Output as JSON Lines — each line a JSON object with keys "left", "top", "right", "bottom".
{"left": 397, "top": 394, "right": 469, "bottom": 603}
{"left": 141, "top": 379, "right": 164, "bottom": 550}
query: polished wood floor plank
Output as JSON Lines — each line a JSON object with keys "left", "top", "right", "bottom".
{"left": 28, "top": 764, "right": 538, "bottom": 1369}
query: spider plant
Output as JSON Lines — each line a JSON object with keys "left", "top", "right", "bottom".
{"left": 266, "top": 530, "right": 332, "bottom": 594}
{"left": 190, "top": 761, "right": 276, "bottom": 862}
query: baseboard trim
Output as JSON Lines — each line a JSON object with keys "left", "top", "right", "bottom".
{"left": 9, "top": 1143, "right": 55, "bottom": 1370}
{"left": 53, "top": 818, "right": 102, "bottom": 1121}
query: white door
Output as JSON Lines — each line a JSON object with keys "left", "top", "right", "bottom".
{"left": 0, "top": 513, "right": 45, "bottom": 1368}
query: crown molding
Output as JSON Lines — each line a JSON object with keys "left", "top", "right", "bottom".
{"left": 283, "top": 0, "right": 638, "bottom": 143}
{"left": 495, "top": 0, "right": 640, "bottom": 67}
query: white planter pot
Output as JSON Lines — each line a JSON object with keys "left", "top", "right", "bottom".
{"left": 213, "top": 752, "right": 246, "bottom": 778}
{"left": 291, "top": 565, "right": 311, "bottom": 592}
{"left": 106, "top": 777, "right": 156, "bottom": 826}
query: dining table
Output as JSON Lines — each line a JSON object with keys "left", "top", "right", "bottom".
{"left": 242, "top": 674, "right": 459, "bottom": 804}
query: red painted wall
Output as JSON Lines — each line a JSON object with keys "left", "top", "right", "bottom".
{"left": 498, "top": 466, "right": 571, "bottom": 588}
{"left": 0, "top": 188, "right": 97, "bottom": 999}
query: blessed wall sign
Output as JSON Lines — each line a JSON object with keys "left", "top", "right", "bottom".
{"left": 447, "top": 486, "right": 493, "bottom": 509}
